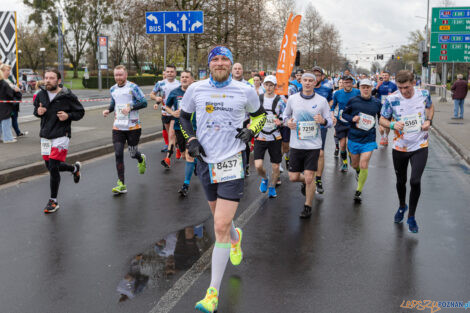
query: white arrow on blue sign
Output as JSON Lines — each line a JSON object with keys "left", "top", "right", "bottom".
{"left": 146, "top": 11, "right": 204, "bottom": 34}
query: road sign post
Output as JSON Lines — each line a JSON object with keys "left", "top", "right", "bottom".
{"left": 430, "top": 7, "right": 469, "bottom": 101}
{"left": 430, "top": 7, "right": 470, "bottom": 63}
{"left": 97, "top": 36, "right": 108, "bottom": 91}
{"left": 145, "top": 11, "right": 204, "bottom": 72}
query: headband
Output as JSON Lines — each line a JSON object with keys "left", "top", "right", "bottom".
{"left": 207, "top": 46, "right": 233, "bottom": 66}
{"left": 301, "top": 73, "right": 316, "bottom": 80}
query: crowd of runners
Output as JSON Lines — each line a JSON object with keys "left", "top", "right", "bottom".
{"left": 32, "top": 45, "right": 434, "bottom": 313}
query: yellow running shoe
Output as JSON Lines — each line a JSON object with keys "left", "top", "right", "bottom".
{"left": 230, "top": 228, "right": 243, "bottom": 266}
{"left": 195, "top": 287, "right": 218, "bottom": 313}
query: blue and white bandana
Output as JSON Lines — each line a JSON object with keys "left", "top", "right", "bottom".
{"left": 207, "top": 46, "right": 233, "bottom": 66}
{"left": 208, "top": 46, "right": 233, "bottom": 88}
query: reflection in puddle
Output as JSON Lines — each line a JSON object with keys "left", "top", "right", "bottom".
{"left": 117, "top": 222, "right": 213, "bottom": 302}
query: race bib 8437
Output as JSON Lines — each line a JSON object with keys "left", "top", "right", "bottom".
{"left": 209, "top": 152, "right": 244, "bottom": 184}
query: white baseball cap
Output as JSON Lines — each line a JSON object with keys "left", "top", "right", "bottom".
{"left": 263, "top": 75, "right": 277, "bottom": 85}
{"left": 359, "top": 79, "right": 373, "bottom": 86}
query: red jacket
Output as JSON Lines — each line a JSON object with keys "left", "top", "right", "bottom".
{"left": 451, "top": 79, "right": 468, "bottom": 100}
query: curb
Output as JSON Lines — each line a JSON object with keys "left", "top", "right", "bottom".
{"left": 0, "top": 131, "right": 162, "bottom": 186}
{"left": 431, "top": 124, "right": 470, "bottom": 165}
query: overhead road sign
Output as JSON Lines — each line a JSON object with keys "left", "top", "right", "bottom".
{"left": 145, "top": 11, "right": 204, "bottom": 34}
{"left": 430, "top": 6, "right": 470, "bottom": 63}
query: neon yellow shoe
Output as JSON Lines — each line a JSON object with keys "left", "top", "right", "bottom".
{"left": 195, "top": 287, "right": 218, "bottom": 313}
{"left": 138, "top": 154, "right": 147, "bottom": 174}
{"left": 230, "top": 228, "right": 243, "bottom": 266}
{"left": 112, "top": 180, "right": 127, "bottom": 194}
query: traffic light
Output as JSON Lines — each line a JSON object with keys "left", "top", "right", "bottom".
{"left": 422, "top": 51, "right": 429, "bottom": 67}
{"left": 295, "top": 50, "right": 301, "bottom": 66}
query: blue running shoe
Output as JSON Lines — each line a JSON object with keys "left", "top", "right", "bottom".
{"left": 407, "top": 216, "right": 419, "bottom": 233}
{"left": 394, "top": 204, "right": 408, "bottom": 223}
{"left": 259, "top": 178, "right": 268, "bottom": 193}
{"left": 268, "top": 186, "right": 277, "bottom": 198}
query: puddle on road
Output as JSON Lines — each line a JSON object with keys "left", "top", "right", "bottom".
{"left": 117, "top": 221, "right": 213, "bottom": 302}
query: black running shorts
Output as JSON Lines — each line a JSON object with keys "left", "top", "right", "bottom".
{"left": 288, "top": 148, "right": 320, "bottom": 172}
{"left": 254, "top": 139, "right": 282, "bottom": 163}
{"left": 196, "top": 151, "right": 246, "bottom": 202}
{"left": 334, "top": 123, "right": 349, "bottom": 139}
{"left": 112, "top": 128, "right": 141, "bottom": 147}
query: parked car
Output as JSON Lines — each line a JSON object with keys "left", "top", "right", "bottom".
{"left": 26, "top": 74, "right": 42, "bottom": 93}
{"left": 18, "top": 68, "right": 34, "bottom": 78}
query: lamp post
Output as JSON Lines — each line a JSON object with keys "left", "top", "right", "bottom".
{"left": 39, "top": 47, "right": 46, "bottom": 77}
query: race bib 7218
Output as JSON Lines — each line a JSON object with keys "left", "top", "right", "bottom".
{"left": 297, "top": 121, "right": 318, "bottom": 140}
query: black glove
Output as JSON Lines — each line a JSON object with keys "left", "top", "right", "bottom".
{"left": 187, "top": 138, "right": 206, "bottom": 161}
{"left": 235, "top": 128, "right": 254, "bottom": 143}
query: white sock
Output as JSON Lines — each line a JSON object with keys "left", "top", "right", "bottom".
{"left": 209, "top": 243, "right": 230, "bottom": 291}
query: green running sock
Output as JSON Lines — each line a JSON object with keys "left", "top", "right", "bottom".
{"left": 357, "top": 169, "right": 369, "bottom": 192}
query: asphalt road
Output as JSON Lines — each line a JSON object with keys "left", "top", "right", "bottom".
{"left": 0, "top": 130, "right": 469, "bottom": 313}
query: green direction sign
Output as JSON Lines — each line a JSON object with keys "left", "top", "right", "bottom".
{"left": 429, "top": 33, "right": 470, "bottom": 62}
{"left": 430, "top": 7, "right": 470, "bottom": 62}
{"left": 431, "top": 7, "right": 470, "bottom": 33}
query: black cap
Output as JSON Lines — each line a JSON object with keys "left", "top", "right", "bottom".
{"left": 342, "top": 75, "right": 354, "bottom": 81}
{"left": 295, "top": 69, "right": 304, "bottom": 74}
{"left": 312, "top": 66, "right": 323, "bottom": 74}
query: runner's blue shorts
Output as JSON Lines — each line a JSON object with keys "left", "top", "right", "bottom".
{"left": 348, "top": 140, "right": 377, "bottom": 155}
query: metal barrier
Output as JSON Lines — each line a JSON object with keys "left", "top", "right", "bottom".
{"left": 423, "top": 84, "right": 449, "bottom": 102}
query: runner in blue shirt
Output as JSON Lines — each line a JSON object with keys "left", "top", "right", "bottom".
{"left": 164, "top": 70, "right": 197, "bottom": 196}
{"left": 341, "top": 79, "right": 382, "bottom": 203}
{"left": 312, "top": 66, "right": 333, "bottom": 194}
{"left": 331, "top": 75, "right": 360, "bottom": 172}
{"left": 374, "top": 70, "right": 397, "bottom": 147}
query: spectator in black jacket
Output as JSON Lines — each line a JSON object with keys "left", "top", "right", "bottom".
{"left": 0, "top": 68, "right": 17, "bottom": 143}
{"left": 0, "top": 64, "right": 27, "bottom": 137}
{"left": 33, "top": 68, "right": 85, "bottom": 214}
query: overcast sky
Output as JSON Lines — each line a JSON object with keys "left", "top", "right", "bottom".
{"left": 3, "top": 0, "right": 469, "bottom": 71}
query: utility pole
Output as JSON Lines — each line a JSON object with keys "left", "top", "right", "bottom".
{"left": 58, "top": 11, "right": 64, "bottom": 80}
{"left": 425, "top": 0, "right": 430, "bottom": 84}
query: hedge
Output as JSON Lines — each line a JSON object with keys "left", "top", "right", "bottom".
{"left": 82, "top": 75, "right": 163, "bottom": 88}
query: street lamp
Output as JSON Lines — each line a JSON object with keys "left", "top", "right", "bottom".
{"left": 40, "top": 47, "right": 46, "bottom": 77}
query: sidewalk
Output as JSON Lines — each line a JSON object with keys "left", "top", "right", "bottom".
{"left": 0, "top": 106, "right": 164, "bottom": 184}
{"left": 431, "top": 92, "right": 470, "bottom": 164}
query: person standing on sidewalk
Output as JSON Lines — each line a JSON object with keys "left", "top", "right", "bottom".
{"left": 103, "top": 65, "right": 148, "bottom": 195}
{"left": 451, "top": 74, "right": 468, "bottom": 119}
{"left": 0, "top": 68, "right": 19, "bottom": 143}
{"left": 0, "top": 64, "right": 27, "bottom": 138}
{"left": 33, "top": 68, "right": 85, "bottom": 213}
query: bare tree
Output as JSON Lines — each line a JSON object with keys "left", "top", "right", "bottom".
{"left": 299, "top": 4, "right": 323, "bottom": 68}
{"left": 17, "top": 26, "right": 57, "bottom": 72}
